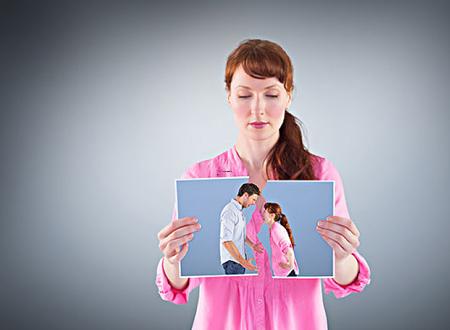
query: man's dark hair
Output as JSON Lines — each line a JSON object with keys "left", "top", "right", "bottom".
{"left": 237, "top": 183, "right": 261, "bottom": 197}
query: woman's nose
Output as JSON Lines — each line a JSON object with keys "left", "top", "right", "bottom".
{"left": 250, "top": 96, "right": 265, "bottom": 115}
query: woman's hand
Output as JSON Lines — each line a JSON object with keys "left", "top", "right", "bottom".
{"left": 316, "top": 216, "right": 360, "bottom": 261}
{"left": 157, "top": 217, "right": 201, "bottom": 289}
{"left": 279, "top": 249, "right": 294, "bottom": 270}
{"left": 278, "top": 261, "right": 291, "bottom": 270}
{"left": 316, "top": 216, "right": 361, "bottom": 285}
{"left": 278, "top": 248, "right": 294, "bottom": 269}
{"left": 158, "top": 217, "right": 201, "bottom": 265}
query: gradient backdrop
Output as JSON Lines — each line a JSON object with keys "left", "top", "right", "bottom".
{"left": 1, "top": 1, "right": 449, "bottom": 329}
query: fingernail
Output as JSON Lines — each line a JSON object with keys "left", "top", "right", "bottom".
{"left": 193, "top": 218, "right": 198, "bottom": 222}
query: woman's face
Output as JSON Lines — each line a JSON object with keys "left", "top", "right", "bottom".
{"left": 263, "top": 208, "right": 275, "bottom": 223}
{"left": 227, "top": 65, "right": 292, "bottom": 142}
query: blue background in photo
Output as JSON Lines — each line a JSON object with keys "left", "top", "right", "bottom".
{"left": 177, "top": 177, "right": 259, "bottom": 276}
{"left": 263, "top": 181, "right": 334, "bottom": 277}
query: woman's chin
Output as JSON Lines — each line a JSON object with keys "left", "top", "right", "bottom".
{"left": 244, "top": 130, "right": 277, "bottom": 142}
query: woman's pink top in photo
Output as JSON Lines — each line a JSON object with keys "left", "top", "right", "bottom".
{"left": 156, "top": 145, "right": 371, "bottom": 330}
{"left": 270, "top": 221, "right": 300, "bottom": 277}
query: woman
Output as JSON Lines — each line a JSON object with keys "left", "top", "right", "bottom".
{"left": 263, "top": 202, "right": 299, "bottom": 277}
{"left": 156, "top": 39, "right": 370, "bottom": 329}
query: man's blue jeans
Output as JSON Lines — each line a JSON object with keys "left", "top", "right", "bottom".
{"left": 222, "top": 260, "right": 245, "bottom": 275}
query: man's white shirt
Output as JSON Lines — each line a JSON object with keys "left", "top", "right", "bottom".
{"left": 219, "top": 198, "right": 246, "bottom": 265}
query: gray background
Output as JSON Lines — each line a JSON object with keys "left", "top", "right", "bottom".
{"left": 1, "top": 0, "right": 449, "bottom": 329}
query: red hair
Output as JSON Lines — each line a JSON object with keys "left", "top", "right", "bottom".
{"left": 264, "top": 202, "right": 295, "bottom": 247}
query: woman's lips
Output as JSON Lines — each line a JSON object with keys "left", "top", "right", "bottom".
{"left": 250, "top": 122, "right": 268, "bottom": 129}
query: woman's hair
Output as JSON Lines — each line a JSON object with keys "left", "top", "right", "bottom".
{"left": 225, "top": 39, "right": 316, "bottom": 180}
{"left": 264, "top": 202, "right": 295, "bottom": 247}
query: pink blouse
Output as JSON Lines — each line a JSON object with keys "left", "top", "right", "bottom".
{"left": 156, "top": 146, "right": 371, "bottom": 330}
{"left": 270, "top": 221, "right": 300, "bottom": 277}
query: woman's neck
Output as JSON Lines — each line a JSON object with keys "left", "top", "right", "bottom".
{"left": 235, "top": 132, "right": 279, "bottom": 171}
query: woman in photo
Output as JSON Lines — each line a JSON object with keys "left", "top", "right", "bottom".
{"left": 156, "top": 38, "right": 371, "bottom": 329}
{"left": 263, "top": 202, "right": 299, "bottom": 277}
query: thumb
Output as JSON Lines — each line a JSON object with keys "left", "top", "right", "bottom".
{"left": 175, "top": 242, "right": 189, "bottom": 262}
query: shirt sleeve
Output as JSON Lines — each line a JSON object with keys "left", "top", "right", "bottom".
{"left": 220, "top": 209, "right": 237, "bottom": 242}
{"left": 155, "top": 257, "right": 201, "bottom": 304}
{"left": 319, "top": 158, "right": 371, "bottom": 298}
{"left": 271, "top": 224, "right": 292, "bottom": 254}
{"left": 245, "top": 210, "right": 265, "bottom": 257}
{"left": 247, "top": 208, "right": 265, "bottom": 240}
{"left": 154, "top": 164, "right": 202, "bottom": 304}
{"left": 278, "top": 233, "right": 292, "bottom": 255}
{"left": 323, "top": 251, "right": 371, "bottom": 299}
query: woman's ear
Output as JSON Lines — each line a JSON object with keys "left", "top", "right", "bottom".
{"left": 226, "top": 87, "right": 231, "bottom": 105}
{"left": 286, "top": 92, "right": 292, "bottom": 109}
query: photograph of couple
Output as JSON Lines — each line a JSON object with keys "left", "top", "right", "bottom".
{"left": 176, "top": 177, "right": 333, "bottom": 278}
{"left": 220, "top": 183, "right": 299, "bottom": 277}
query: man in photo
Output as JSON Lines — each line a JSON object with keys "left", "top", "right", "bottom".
{"left": 220, "top": 183, "right": 262, "bottom": 275}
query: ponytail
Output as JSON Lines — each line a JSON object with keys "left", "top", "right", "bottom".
{"left": 264, "top": 202, "right": 296, "bottom": 247}
{"left": 265, "top": 111, "right": 316, "bottom": 180}
{"left": 278, "top": 213, "right": 295, "bottom": 247}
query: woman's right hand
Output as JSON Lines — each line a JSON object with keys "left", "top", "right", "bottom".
{"left": 158, "top": 217, "right": 201, "bottom": 265}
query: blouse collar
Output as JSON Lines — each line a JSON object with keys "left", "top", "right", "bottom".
{"left": 230, "top": 144, "right": 249, "bottom": 176}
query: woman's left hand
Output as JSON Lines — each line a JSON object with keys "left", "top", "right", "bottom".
{"left": 316, "top": 216, "right": 360, "bottom": 261}
{"left": 278, "top": 261, "right": 291, "bottom": 270}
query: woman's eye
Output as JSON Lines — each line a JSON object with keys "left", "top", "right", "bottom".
{"left": 237, "top": 95, "right": 278, "bottom": 98}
